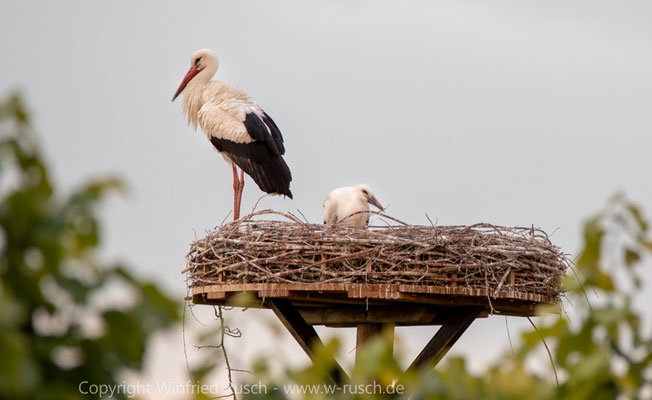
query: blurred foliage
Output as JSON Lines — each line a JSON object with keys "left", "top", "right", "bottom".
{"left": 237, "top": 196, "right": 651, "bottom": 399}
{"left": 0, "top": 93, "right": 180, "bottom": 399}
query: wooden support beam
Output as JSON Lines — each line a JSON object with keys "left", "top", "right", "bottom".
{"left": 355, "top": 323, "right": 383, "bottom": 364}
{"left": 300, "top": 305, "right": 438, "bottom": 327}
{"left": 408, "top": 306, "right": 483, "bottom": 371}
{"left": 355, "top": 323, "right": 395, "bottom": 366}
{"left": 269, "top": 299, "right": 348, "bottom": 384}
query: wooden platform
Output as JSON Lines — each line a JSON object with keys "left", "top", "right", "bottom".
{"left": 191, "top": 282, "right": 557, "bottom": 384}
{"left": 192, "top": 282, "right": 554, "bottom": 326}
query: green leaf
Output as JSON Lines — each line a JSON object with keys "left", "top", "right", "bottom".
{"left": 626, "top": 202, "right": 648, "bottom": 233}
{"left": 576, "top": 216, "right": 604, "bottom": 275}
{"left": 0, "top": 330, "right": 40, "bottom": 396}
{"left": 624, "top": 248, "right": 640, "bottom": 267}
{"left": 568, "top": 349, "right": 609, "bottom": 383}
{"left": 132, "top": 282, "right": 180, "bottom": 329}
{"left": 0, "top": 92, "right": 30, "bottom": 124}
{"left": 592, "top": 307, "right": 623, "bottom": 329}
{"left": 102, "top": 310, "right": 145, "bottom": 368}
{"left": 591, "top": 270, "right": 615, "bottom": 292}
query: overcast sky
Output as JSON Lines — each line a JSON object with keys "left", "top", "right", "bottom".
{"left": 2, "top": 0, "right": 652, "bottom": 396}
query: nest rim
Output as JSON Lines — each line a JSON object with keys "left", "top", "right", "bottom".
{"left": 185, "top": 210, "right": 568, "bottom": 317}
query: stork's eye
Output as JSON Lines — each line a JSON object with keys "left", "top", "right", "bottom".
{"left": 194, "top": 57, "right": 202, "bottom": 67}
{"left": 362, "top": 190, "right": 368, "bottom": 195}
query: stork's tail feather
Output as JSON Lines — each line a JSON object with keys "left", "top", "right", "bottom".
{"left": 235, "top": 155, "right": 292, "bottom": 199}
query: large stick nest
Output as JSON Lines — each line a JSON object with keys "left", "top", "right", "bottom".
{"left": 186, "top": 210, "right": 567, "bottom": 301}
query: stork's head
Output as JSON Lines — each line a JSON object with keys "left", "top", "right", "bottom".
{"left": 356, "top": 184, "right": 383, "bottom": 211}
{"left": 172, "top": 49, "right": 219, "bottom": 101}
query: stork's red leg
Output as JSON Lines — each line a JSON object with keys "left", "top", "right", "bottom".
{"left": 238, "top": 169, "right": 245, "bottom": 204}
{"left": 235, "top": 168, "right": 245, "bottom": 220}
{"left": 232, "top": 162, "right": 240, "bottom": 220}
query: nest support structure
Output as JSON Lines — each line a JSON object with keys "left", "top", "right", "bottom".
{"left": 185, "top": 210, "right": 568, "bottom": 383}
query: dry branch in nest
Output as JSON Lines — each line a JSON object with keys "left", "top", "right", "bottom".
{"left": 185, "top": 210, "right": 567, "bottom": 302}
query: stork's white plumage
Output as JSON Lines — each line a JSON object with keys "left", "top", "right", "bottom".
{"left": 323, "top": 184, "right": 383, "bottom": 227}
{"left": 172, "top": 49, "right": 292, "bottom": 220}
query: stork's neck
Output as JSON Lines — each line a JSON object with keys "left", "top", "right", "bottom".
{"left": 181, "top": 70, "right": 213, "bottom": 130}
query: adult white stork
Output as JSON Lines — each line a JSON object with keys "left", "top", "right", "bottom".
{"left": 172, "top": 49, "right": 292, "bottom": 220}
{"left": 323, "top": 184, "right": 383, "bottom": 227}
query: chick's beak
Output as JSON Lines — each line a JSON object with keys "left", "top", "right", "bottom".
{"left": 368, "top": 195, "right": 383, "bottom": 211}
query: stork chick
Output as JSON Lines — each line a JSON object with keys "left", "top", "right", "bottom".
{"left": 172, "top": 49, "right": 292, "bottom": 220}
{"left": 323, "top": 184, "right": 383, "bottom": 227}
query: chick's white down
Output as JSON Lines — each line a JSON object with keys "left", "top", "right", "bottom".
{"left": 323, "top": 184, "right": 383, "bottom": 227}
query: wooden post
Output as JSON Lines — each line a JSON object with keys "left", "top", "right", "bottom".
{"left": 355, "top": 323, "right": 394, "bottom": 366}
{"left": 407, "top": 306, "right": 483, "bottom": 371}
{"left": 356, "top": 323, "right": 382, "bottom": 363}
{"left": 269, "top": 299, "right": 348, "bottom": 384}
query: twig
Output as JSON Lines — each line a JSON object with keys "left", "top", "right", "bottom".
{"left": 214, "top": 306, "right": 238, "bottom": 400}
{"left": 295, "top": 208, "right": 310, "bottom": 224}
{"left": 182, "top": 298, "right": 191, "bottom": 374}
{"left": 505, "top": 316, "right": 515, "bottom": 359}
{"left": 425, "top": 212, "right": 436, "bottom": 227}
{"left": 251, "top": 194, "right": 268, "bottom": 215}
{"left": 527, "top": 317, "right": 559, "bottom": 387}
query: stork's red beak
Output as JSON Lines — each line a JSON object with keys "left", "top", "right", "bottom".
{"left": 172, "top": 66, "right": 200, "bottom": 101}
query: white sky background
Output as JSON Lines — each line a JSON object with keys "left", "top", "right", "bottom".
{"left": 2, "top": 0, "right": 652, "bottom": 396}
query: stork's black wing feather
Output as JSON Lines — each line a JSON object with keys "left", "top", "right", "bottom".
{"left": 210, "top": 137, "right": 292, "bottom": 198}
{"left": 243, "top": 112, "right": 285, "bottom": 156}
{"left": 262, "top": 112, "right": 285, "bottom": 155}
